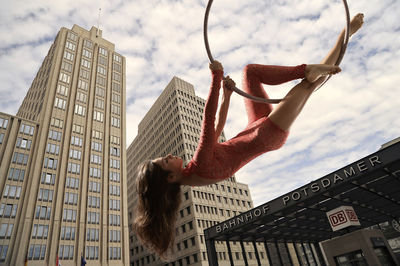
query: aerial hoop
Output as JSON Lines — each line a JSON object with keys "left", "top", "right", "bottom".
{"left": 203, "top": 0, "right": 350, "bottom": 104}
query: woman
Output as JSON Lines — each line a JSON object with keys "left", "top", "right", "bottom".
{"left": 133, "top": 14, "right": 364, "bottom": 257}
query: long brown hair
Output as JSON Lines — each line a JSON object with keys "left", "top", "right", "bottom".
{"left": 133, "top": 160, "right": 182, "bottom": 258}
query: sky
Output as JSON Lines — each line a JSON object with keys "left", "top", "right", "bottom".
{"left": 1, "top": 0, "right": 399, "bottom": 206}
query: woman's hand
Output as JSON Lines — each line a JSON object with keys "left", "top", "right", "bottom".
{"left": 209, "top": 60, "right": 223, "bottom": 72}
{"left": 223, "top": 76, "right": 235, "bottom": 98}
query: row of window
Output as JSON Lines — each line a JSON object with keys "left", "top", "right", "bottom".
{"left": 2, "top": 185, "right": 22, "bottom": 199}
{"left": 31, "top": 224, "right": 48, "bottom": 239}
{"left": 8, "top": 168, "right": 25, "bottom": 182}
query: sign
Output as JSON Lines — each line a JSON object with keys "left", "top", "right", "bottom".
{"left": 326, "top": 206, "right": 360, "bottom": 232}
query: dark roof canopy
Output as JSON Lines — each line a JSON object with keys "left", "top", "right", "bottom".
{"left": 205, "top": 141, "right": 400, "bottom": 243}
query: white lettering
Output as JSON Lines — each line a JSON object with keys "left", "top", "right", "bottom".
{"left": 292, "top": 192, "right": 301, "bottom": 201}
{"left": 229, "top": 219, "right": 236, "bottom": 227}
{"left": 357, "top": 161, "right": 368, "bottom": 172}
{"left": 344, "top": 167, "right": 356, "bottom": 178}
{"left": 333, "top": 174, "right": 343, "bottom": 183}
{"left": 245, "top": 212, "right": 252, "bottom": 220}
{"left": 301, "top": 187, "right": 309, "bottom": 196}
{"left": 311, "top": 183, "right": 320, "bottom": 192}
{"left": 262, "top": 205, "right": 269, "bottom": 213}
{"left": 254, "top": 209, "right": 262, "bottom": 217}
{"left": 369, "top": 156, "right": 382, "bottom": 167}
{"left": 321, "top": 178, "right": 331, "bottom": 188}
{"left": 283, "top": 196, "right": 290, "bottom": 205}
{"left": 216, "top": 226, "right": 221, "bottom": 233}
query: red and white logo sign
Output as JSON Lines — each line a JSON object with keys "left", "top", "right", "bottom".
{"left": 326, "top": 206, "right": 360, "bottom": 231}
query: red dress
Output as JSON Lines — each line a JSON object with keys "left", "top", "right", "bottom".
{"left": 182, "top": 64, "right": 306, "bottom": 180}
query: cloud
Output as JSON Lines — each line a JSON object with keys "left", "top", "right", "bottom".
{"left": 1, "top": 0, "right": 399, "bottom": 207}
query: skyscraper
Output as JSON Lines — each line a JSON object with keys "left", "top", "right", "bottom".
{"left": 0, "top": 25, "right": 129, "bottom": 265}
{"left": 127, "top": 77, "right": 267, "bottom": 265}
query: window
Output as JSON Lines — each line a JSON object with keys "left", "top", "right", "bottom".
{"left": 35, "top": 205, "right": 51, "bottom": 220}
{"left": 71, "top": 136, "right": 83, "bottom": 147}
{"left": 61, "top": 61, "right": 73, "bottom": 72}
{"left": 83, "top": 49, "right": 92, "bottom": 58}
{"left": 41, "top": 172, "right": 56, "bottom": 185}
{"left": 72, "top": 124, "right": 84, "bottom": 134}
{"left": 93, "top": 111, "right": 103, "bottom": 122}
{"left": 8, "top": 168, "right": 25, "bottom": 182}
{"left": 66, "top": 177, "right": 79, "bottom": 189}
{"left": 28, "top": 244, "right": 46, "bottom": 260}
{"left": 84, "top": 40, "right": 93, "bottom": 49}
{"left": 95, "top": 87, "right": 105, "bottom": 97}
{"left": 0, "top": 224, "right": 13, "bottom": 239}
{"left": 67, "top": 31, "right": 77, "bottom": 41}
{"left": 0, "top": 133, "right": 4, "bottom": 144}
{"left": 81, "top": 58, "right": 91, "bottom": 68}
{"left": 61, "top": 226, "right": 76, "bottom": 240}
{"left": 31, "top": 224, "right": 48, "bottom": 239}
{"left": 67, "top": 163, "right": 80, "bottom": 174}
{"left": 3, "top": 185, "right": 22, "bottom": 199}
{"left": 0, "top": 118, "right": 9, "bottom": 129}
{"left": 80, "top": 69, "right": 90, "bottom": 80}
{"left": 92, "top": 130, "right": 103, "bottom": 140}
{"left": 111, "top": 104, "right": 120, "bottom": 115}
{"left": 90, "top": 154, "right": 102, "bottom": 165}
{"left": 38, "top": 188, "right": 54, "bottom": 202}
{"left": 113, "top": 54, "right": 121, "bottom": 63}
{"left": 46, "top": 143, "right": 59, "bottom": 155}
{"left": 76, "top": 91, "right": 87, "bottom": 103}
{"left": 98, "top": 56, "right": 107, "bottom": 66}
{"left": 78, "top": 79, "right": 88, "bottom": 91}
{"left": 62, "top": 209, "right": 77, "bottom": 222}
{"left": 20, "top": 124, "right": 34, "bottom": 135}
{"left": 112, "top": 93, "right": 120, "bottom": 103}
{"left": 110, "top": 159, "right": 120, "bottom": 169}
{"left": 112, "top": 82, "right": 121, "bottom": 92}
{"left": 90, "top": 167, "right": 101, "bottom": 178}
{"left": 86, "top": 246, "right": 99, "bottom": 260}
{"left": 94, "top": 98, "right": 104, "bottom": 109}
{"left": 99, "top": 47, "right": 108, "bottom": 56}
{"left": 96, "top": 75, "right": 106, "bottom": 86}
{"left": 97, "top": 66, "right": 106, "bottom": 75}
{"left": 69, "top": 149, "right": 82, "bottom": 160}
{"left": 74, "top": 104, "right": 86, "bottom": 116}
{"left": 16, "top": 137, "right": 32, "bottom": 150}
{"left": 54, "top": 97, "right": 66, "bottom": 109}
{"left": 109, "top": 171, "right": 120, "bottom": 182}
{"left": 111, "top": 117, "right": 120, "bottom": 128}
{"left": 48, "top": 129, "right": 62, "bottom": 141}
{"left": 12, "top": 152, "right": 29, "bottom": 165}
{"left": 64, "top": 192, "right": 78, "bottom": 205}
{"left": 109, "top": 247, "right": 121, "bottom": 260}
{"left": 51, "top": 117, "right": 64, "bottom": 128}
{"left": 88, "top": 196, "right": 100, "bottom": 208}
{"left": 59, "top": 245, "right": 74, "bottom": 260}
{"left": 63, "top": 51, "right": 74, "bottom": 61}
{"left": 87, "top": 212, "right": 100, "bottom": 224}
{"left": 112, "top": 72, "right": 121, "bottom": 82}
{"left": 89, "top": 181, "right": 101, "bottom": 193}
{"left": 44, "top": 157, "right": 57, "bottom": 169}
{"left": 86, "top": 228, "right": 99, "bottom": 241}
{"left": 92, "top": 141, "right": 102, "bottom": 152}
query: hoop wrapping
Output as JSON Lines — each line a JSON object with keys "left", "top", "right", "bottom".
{"left": 203, "top": 0, "right": 350, "bottom": 103}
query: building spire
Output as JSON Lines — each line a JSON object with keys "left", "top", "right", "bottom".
{"left": 96, "top": 8, "right": 102, "bottom": 37}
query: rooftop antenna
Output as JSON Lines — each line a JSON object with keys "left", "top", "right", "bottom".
{"left": 96, "top": 8, "right": 102, "bottom": 37}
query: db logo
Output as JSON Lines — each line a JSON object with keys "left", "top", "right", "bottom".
{"left": 326, "top": 206, "right": 360, "bottom": 231}
{"left": 329, "top": 210, "right": 348, "bottom": 227}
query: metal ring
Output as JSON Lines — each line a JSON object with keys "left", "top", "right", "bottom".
{"left": 203, "top": 0, "right": 350, "bottom": 103}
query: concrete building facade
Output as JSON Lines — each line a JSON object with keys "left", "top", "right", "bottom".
{"left": 127, "top": 77, "right": 269, "bottom": 265}
{"left": 0, "top": 25, "right": 129, "bottom": 265}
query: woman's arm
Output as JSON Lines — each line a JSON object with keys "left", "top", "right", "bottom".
{"left": 215, "top": 76, "right": 234, "bottom": 141}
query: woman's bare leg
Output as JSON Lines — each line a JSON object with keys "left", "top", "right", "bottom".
{"left": 268, "top": 13, "right": 364, "bottom": 131}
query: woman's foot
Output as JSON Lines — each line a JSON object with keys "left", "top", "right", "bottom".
{"left": 305, "top": 64, "right": 341, "bottom": 83}
{"left": 349, "top": 13, "right": 364, "bottom": 36}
